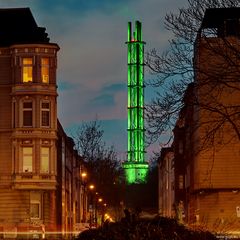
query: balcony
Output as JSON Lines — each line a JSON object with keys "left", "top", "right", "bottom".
{"left": 12, "top": 173, "right": 57, "bottom": 190}
{"left": 11, "top": 84, "right": 57, "bottom": 96}
{"left": 12, "top": 128, "right": 57, "bottom": 139}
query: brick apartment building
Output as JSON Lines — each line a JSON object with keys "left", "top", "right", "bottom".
{"left": 0, "top": 8, "right": 85, "bottom": 238}
{"left": 158, "top": 147, "right": 174, "bottom": 218}
{"left": 159, "top": 8, "right": 240, "bottom": 232}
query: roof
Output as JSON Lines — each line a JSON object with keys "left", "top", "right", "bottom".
{"left": 0, "top": 8, "right": 50, "bottom": 47}
{"left": 201, "top": 7, "right": 240, "bottom": 29}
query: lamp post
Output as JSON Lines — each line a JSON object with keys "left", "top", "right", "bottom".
{"left": 81, "top": 172, "right": 87, "bottom": 223}
{"left": 102, "top": 203, "right": 107, "bottom": 225}
{"left": 89, "top": 184, "right": 95, "bottom": 229}
{"left": 95, "top": 198, "right": 102, "bottom": 227}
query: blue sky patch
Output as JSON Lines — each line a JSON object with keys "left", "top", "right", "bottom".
{"left": 90, "top": 94, "right": 115, "bottom": 107}
{"left": 103, "top": 83, "right": 126, "bottom": 93}
{"left": 58, "top": 81, "right": 76, "bottom": 91}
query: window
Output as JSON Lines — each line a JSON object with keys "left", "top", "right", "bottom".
{"left": 30, "top": 192, "right": 41, "bottom": 219}
{"left": 30, "top": 203, "right": 40, "bottom": 218}
{"left": 23, "top": 102, "right": 32, "bottom": 127}
{"left": 179, "top": 175, "right": 184, "bottom": 189}
{"left": 23, "top": 147, "right": 33, "bottom": 172}
{"left": 40, "top": 147, "right": 50, "bottom": 173}
{"left": 179, "top": 141, "right": 183, "bottom": 154}
{"left": 41, "top": 58, "right": 49, "bottom": 83}
{"left": 13, "top": 102, "right": 16, "bottom": 128}
{"left": 41, "top": 102, "right": 50, "bottom": 127}
{"left": 22, "top": 58, "right": 33, "bottom": 82}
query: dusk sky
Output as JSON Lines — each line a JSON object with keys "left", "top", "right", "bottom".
{"left": 0, "top": 0, "right": 187, "bottom": 160}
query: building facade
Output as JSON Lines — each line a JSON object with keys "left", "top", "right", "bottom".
{"left": 57, "top": 121, "right": 83, "bottom": 236}
{"left": 158, "top": 147, "right": 174, "bottom": 218}
{"left": 0, "top": 8, "right": 86, "bottom": 238}
{"left": 159, "top": 8, "right": 240, "bottom": 232}
{"left": 191, "top": 8, "right": 240, "bottom": 230}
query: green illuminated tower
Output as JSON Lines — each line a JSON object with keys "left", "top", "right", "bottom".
{"left": 123, "top": 21, "right": 149, "bottom": 184}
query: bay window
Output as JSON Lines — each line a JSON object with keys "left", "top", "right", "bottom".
{"left": 22, "top": 58, "right": 33, "bottom": 83}
{"left": 41, "top": 102, "right": 50, "bottom": 127}
{"left": 23, "top": 101, "right": 33, "bottom": 127}
{"left": 23, "top": 147, "right": 33, "bottom": 173}
{"left": 40, "top": 147, "right": 50, "bottom": 173}
{"left": 41, "top": 58, "right": 49, "bottom": 83}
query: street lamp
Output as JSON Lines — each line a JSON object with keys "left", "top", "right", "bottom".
{"left": 94, "top": 197, "right": 103, "bottom": 227}
{"left": 101, "top": 203, "right": 107, "bottom": 225}
{"left": 89, "top": 184, "right": 95, "bottom": 228}
{"left": 81, "top": 172, "right": 87, "bottom": 178}
{"left": 81, "top": 172, "right": 87, "bottom": 223}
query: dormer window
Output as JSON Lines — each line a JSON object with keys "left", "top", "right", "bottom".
{"left": 41, "top": 58, "right": 49, "bottom": 83}
{"left": 22, "top": 58, "right": 33, "bottom": 83}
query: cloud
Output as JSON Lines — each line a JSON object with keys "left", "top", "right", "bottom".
{"left": 103, "top": 83, "right": 126, "bottom": 92}
{"left": 58, "top": 81, "right": 76, "bottom": 91}
{"left": 88, "top": 83, "right": 126, "bottom": 108}
{"left": 0, "top": 0, "right": 188, "bottom": 156}
{"left": 90, "top": 94, "right": 115, "bottom": 107}
{"left": 54, "top": 0, "right": 188, "bottom": 133}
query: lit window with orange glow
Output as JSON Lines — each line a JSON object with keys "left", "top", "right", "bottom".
{"left": 40, "top": 147, "right": 50, "bottom": 173}
{"left": 23, "top": 147, "right": 33, "bottom": 172}
{"left": 22, "top": 58, "right": 33, "bottom": 82}
{"left": 41, "top": 58, "right": 49, "bottom": 83}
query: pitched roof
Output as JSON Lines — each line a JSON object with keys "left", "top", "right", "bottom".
{"left": 0, "top": 8, "right": 50, "bottom": 46}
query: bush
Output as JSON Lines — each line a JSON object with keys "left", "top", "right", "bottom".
{"left": 76, "top": 216, "right": 216, "bottom": 240}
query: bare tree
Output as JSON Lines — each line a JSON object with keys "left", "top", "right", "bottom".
{"left": 74, "top": 120, "right": 104, "bottom": 161}
{"left": 73, "top": 120, "right": 125, "bottom": 205}
{"left": 145, "top": 0, "right": 240, "bottom": 151}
